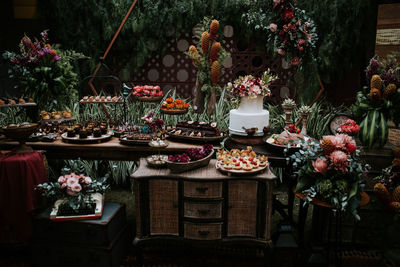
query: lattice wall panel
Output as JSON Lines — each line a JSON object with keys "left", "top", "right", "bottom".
{"left": 128, "top": 25, "right": 293, "bottom": 103}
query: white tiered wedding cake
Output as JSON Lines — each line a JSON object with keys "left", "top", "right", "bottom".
{"left": 229, "top": 95, "right": 269, "bottom": 136}
{"left": 227, "top": 70, "right": 277, "bottom": 137}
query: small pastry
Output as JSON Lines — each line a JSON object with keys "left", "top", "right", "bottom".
{"left": 79, "top": 129, "right": 88, "bottom": 139}
{"left": 93, "top": 128, "right": 102, "bottom": 137}
{"left": 86, "top": 127, "right": 93, "bottom": 136}
{"left": 173, "top": 130, "right": 181, "bottom": 135}
{"left": 112, "top": 96, "right": 118, "bottom": 102}
{"left": 89, "top": 96, "right": 94, "bottom": 102}
{"left": 19, "top": 98, "right": 25, "bottom": 104}
{"left": 233, "top": 163, "right": 242, "bottom": 170}
{"left": 8, "top": 99, "right": 16, "bottom": 105}
{"left": 28, "top": 98, "right": 34, "bottom": 103}
{"left": 42, "top": 112, "right": 50, "bottom": 120}
{"left": 67, "top": 128, "right": 75, "bottom": 137}
{"left": 259, "top": 161, "right": 267, "bottom": 167}
{"left": 83, "top": 96, "right": 89, "bottom": 101}
{"left": 62, "top": 110, "right": 72, "bottom": 118}
{"left": 7, "top": 123, "right": 18, "bottom": 128}
{"left": 95, "top": 96, "right": 100, "bottom": 101}
{"left": 189, "top": 131, "right": 195, "bottom": 137}
{"left": 211, "top": 122, "right": 217, "bottom": 128}
{"left": 0, "top": 99, "right": 5, "bottom": 105}
{"left": 100, "top": 96, "right": 106, "bottom": 102}
{"left": 197, "top": 132, "right": 202, "bottom": 137}
{"left": 52, "top": 112, "right": 61, "bottom": 119}
{"left": 243, "top": 164, "right": 252, "bottom": 171}
{"left": 224, "top": 164, "right": 233, "bottom": 170}
{"left": 100, "top": 125, "right": 107, "bottom": 135}
{"left": 20, "top": 122, "right": 31, "bottom": 128}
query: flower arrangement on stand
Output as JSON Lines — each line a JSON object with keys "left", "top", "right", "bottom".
{"left": 3, "top": 30, "right": 87, "bottom": 111}
{"left": 352, "top": 54, "right": 400, "bottom": 148}
{"left": 374, "top": 148, "right": 400, "bottom": 212}
{"left": 186, "top": 18, "right": 230, "bottom": 115}
{"left": 290, "top": 134, "right": 368, "bottom": 219}
{"left": 37, "top": 170, "right": 109, "bottom": 217}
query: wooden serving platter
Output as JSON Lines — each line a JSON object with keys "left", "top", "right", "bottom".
{"left": 216, "top": 161, "right": 268, "bottom": 176}
{"left": 160, "top": 108, "right": 188, "bottom": 115}
{"left": 79, "top": 97, "right": 123, "bottom": 104}
{"left": 0, "top": 102, "right": 37, "bottom": 108}
{"left": 61, "top": 130, "right": 113, "bottom": 144}
{"left": 119, "top": 136, "right": 151, "bottom": 145}
{"left": 135, "top": 95, "right": 163, "bottom": 102}
{"left": 167, "top": 132, "right": 227, "bottom": 143}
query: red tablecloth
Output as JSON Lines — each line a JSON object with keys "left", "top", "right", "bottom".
{"left": 0, "top": 151, "right": 48, "bottom": 242}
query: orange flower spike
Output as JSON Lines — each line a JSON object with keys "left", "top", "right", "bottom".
{"left": 209, "top": 42, "right": 221, "bottom": 62}
{"left": 50, "top": 49, "right": 57, "bottom": 56}
{"left": 189, "top": 45, "right": 198, "bottom": 55}
{"left": 210, "top": 61, "right": 221, "bottom": 84}
{"left": 201, "top": 32, "right": 210, "bottom": 54}
{"left": 210, "top": 19, "right": 219, "bottom": 35}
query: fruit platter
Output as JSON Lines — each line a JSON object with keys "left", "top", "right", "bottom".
{"left": 132, "top": 85, "right": 164, "bottom": 102}
{"left": 165, "top": 144, "right": 214, "bottom": 173}
{"left": 80, "top": 95, "right": 123, "bottom": 103}
{"left": 215, "top": 147, "right": 269, "bottom": 175}
{"left": 61, "top": 121, "right": 112, "bottom": 144}
{"left": 265, "top": 124, "right": 308, "bottom": 155}
{"left": 0, "top": 97, "right": 36, "bottom": 107}
{"left": 160, "top": 97, "right": 189, "bottom": 115}
{"left": 167, "top": 121, "right": 227, "bottom": 143}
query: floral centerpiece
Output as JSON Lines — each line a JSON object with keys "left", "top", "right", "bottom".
{"left": 337, "top": 119, "right": 360, "bottom": 136}
{"left": 374, "top": 148, "right": 400, "bottom": 212}
{"left": 227, "top": 69, "right": 278, "bottom": 106}
{"left": 290, "top": 134, "right": 368, "bottom": 219}
{"left": 3, "top": 30, "right": 87, "bottom": 111}
{"left": 36, "top": 172, "right": 109, "bottom": 216}
{"left": 352, "top": 54, "right": 400, "bottom": 148}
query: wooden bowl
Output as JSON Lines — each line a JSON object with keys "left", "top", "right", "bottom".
{"left": 165, "top": 150, "right": 214, "bottom": 173}
{"left": 135, "top": 95, "right": 163, "bottom": 102}
{"left": 2, "top": 123, "right": 38, "bottom": 142}
{"left": 160, "top": 108, "right": 188, "bottom": 115}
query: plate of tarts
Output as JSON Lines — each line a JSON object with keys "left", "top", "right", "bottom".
{"left": 215, "top": 148, "right": 269, "bottom": 175}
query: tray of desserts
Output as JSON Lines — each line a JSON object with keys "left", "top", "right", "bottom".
{"left": 80, "top": 95, "right": 123, "bottom": 103}
{"left": 264, "top": 125, "right": 309, "bottom": 155}
{"left": 167, "top": 121, "right": 227, "bottom": 143}
{"left": 215, "top": 147, "right": 269, "bottom": 175}
{"left": 0, "top": 97, "right": 36, "bottom": 107}
{"left": 40, "top": 110, "right": 74, "bottom": 123}
{"left": 119, "top": 133, "right": 154, "bottom": 145}
{"left": 132, "top": 85, "right": 164, "bottom": 102}
{"left": 160, "top": 97, "right": 189, "bottom": 115}
{"left": 61, "top": 122, "right": 112, "bottom": 144}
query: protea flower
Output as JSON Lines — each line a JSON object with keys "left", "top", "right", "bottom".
{"left": 210, "top": 61, "right": 220, "bottom": 84}
{"left": 201, "top": 32, "right": 210, "bottom": 54}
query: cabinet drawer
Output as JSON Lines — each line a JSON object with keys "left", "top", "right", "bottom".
{"left": 184, "top": 222, "right": 222, "bottom": 240}
{"left": 184, "top": 201, "right": 222, "bottom": 219}
{"left": 183, "top": 181, "right": 222, "bottom": 198}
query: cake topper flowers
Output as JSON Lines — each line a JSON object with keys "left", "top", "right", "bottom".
{"left": 226, "top": 69, "right": 278, "bottom": 102}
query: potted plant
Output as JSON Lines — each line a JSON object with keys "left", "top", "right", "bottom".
{"left": 36, "top": 170, "right": 109, "bottom": 221}
{"left": 290, "top": 134, "right": 368, "bottom": 219}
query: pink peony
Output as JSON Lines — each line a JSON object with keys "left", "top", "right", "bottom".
{"left": 329, "top": 150, "right": 350, "bottom": 173}
{"left": 71, "top": 183, "right": 82, "bottom": 193}
{"left": 84, "top": 177, "right": 92, "bottom": 184}
{"left": 66, "top": 188, "right": 78, "bottom": 196}
{"left": 277, "top": 48, "right": 285, "bottom": 55}
{"left": 312, "top": 157, "right": 328, "bottom": 175}
{"left": 269, "top": 23, "right": 278, "bottom": 32}
{"left": 66, "top": 177, "right": 79, "bottom": 187}
{"left": 58, "top": 176, "right": 66, "bottom": 184}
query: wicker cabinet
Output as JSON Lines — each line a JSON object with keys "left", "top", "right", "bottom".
{"left": 131, "top": 158, "right": 276, "bottom": 258}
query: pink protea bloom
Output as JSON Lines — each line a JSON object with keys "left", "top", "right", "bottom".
{"left": 312, "top": 157, "right": 328, "bottom": 175}
{"left": 325, "top": 134, "right": 346, "bottom": 149}
{"left": 71, "top": 184, "right": 82, "bottom": 193}
{"left": 58, "top": 176, "right": 66, "bottom": 184}
{"left": 66, "top": 177, "right": 79, "bottom": 187}
{"left": 329, "top": 150, "right": 350, "bottom": 173}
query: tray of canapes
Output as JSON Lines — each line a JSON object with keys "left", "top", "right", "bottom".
{"left": 61, "top": 122, "right": 112, "bottom": 144}
{"left": 0, "top": 97, "right": 36, "bottom": 107}
{"left": 40, "top": 110, "right": 74, "bottom": 123}
{"left": 215, "top": 147, "right": 269, "bottom": 175}
{"left": 119, "top": 133, "right": 155, "bottom": 145}
{"left": 80, "top": 95, "right": 123, "bottom": 103}
{"left": 167, "top": 121, "right": 227, "bottom": 143}
{"left": 132, "top": 85, "right": 163, "bottom": 102}
{"left": 160, "top": 97, "right": 189, "bottom": 115}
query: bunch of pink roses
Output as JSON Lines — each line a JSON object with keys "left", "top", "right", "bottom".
{"left": 57, "top": 173, "right": 92, "bottom": 196}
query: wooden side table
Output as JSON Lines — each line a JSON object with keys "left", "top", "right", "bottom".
{"left": 131, "top": 158, "right": 277, "bottom": 264}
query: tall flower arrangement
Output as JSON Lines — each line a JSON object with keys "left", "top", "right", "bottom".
{"left": 291, "top": 134, "right": 368, "bottom": 219}
{"left": 3, "top": 30, "right": 87, "bottom": 111}
{"left": 352, "top": 54, "right": 400, "bottom": 148}
{"left": 186, "top": 18, "right": 230, "bottom": 115}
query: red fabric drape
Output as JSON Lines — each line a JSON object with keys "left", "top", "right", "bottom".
{"left": 0, "top": 151, "right": 47, "bottom": 242}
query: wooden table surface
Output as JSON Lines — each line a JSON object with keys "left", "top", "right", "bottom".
{"left": 132, "top": 158, "right": 277, "bottom": 181}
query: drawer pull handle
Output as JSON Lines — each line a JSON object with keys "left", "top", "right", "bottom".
{"left": 198, "top": 209, "right": 210, "bottom": 215}
{"left": 198, "top": 230, "right": 210, "bottom": 236}
{"left": 195, "top": 187, "right": 208, "bottom": 193}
